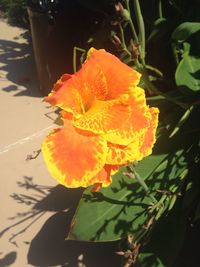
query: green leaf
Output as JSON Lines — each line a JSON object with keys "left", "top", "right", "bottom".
{"left": 182, "top": 139, "right": 200, "bottom": 214}
{"left": 194, "top": 201, "right": 200, "bottom": 221}
{"left": 147, "top": 18, "right": 169, "bottom": 43}
{"left": 172, "top": 22, "right": 200, "bottom": 42}
{"left": 175, "top": 54, "right": 200, "bottom": 93}
{"left": 67, "top": 104, "right": 200, "bottom": 265}
{"left": 137, "top": 200, "right": 187, "bottom": 267}
{"left": 68, "top": 134, "right": 189, "bottom": 242}
{"left": 136, "top": 253, "right": 164, "bottom": 267}
{"left": 67, "top": 168, "right": 152, "bottom": 242}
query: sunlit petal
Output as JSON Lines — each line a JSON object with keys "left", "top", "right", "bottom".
{"left": 73, "top": 98, "right": 131, "bottom": 134}
{"left": 106, "top": 141, "right": 143, "bottom": 165}
{"left": 42, "top": 119, "right": 108, "bottom": 188}
{"left": 87, "top": 48, "right": 141, "bottom": 99}
{"left": 106, "top": 107, "right": 159, "bottom": 165}
{"left": 45, "top": 74, "right": 83, "bottom": 116}
{"left": 104, "top": 87, "right": 150, "bottom": 145}
{"left": 140, "top": 107, "right": 159, "bottom": 157}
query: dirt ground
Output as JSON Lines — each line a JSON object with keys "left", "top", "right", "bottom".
{"left": 0, "top": 19, "right": 120, "bottom": 267}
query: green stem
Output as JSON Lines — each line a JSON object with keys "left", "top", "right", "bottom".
{"left": 119, "top": 24, "right": 126, "bottom": 48}
{"left": 125, "top": 0, "right": 136, "bottom": 39}
{"left": 125, "top": 1, "right": 140, "bottom": 44}
{"left": 133, "top": 0, "right": 145, "bottom": 64}
{"left": 158, "top": 0, "right": 163, "bottom": 19}
{"left": 171, "top": 43, "right": 180, "bottom": 65}
{"left": 73, "top": 47, "right": 86, "bottom": 73}
{"left": 124, "top": 0, "right": 143, "bottom": 68}
{"left": 127, "top": 166, "right": 158, "bottom": 203}
{"left": 169, "top": 105, "right": 194, "bottom": 137}
{"left": 119, "top": 24, "right": 131, "bottom": 56}
{"left": 146, "top": 64, "right": 163, "bottom": 77}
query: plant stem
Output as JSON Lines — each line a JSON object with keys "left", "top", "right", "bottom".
{"left": 145, "top": 64, "right": 163, "bottom": 77}
{"left": 124, "top": 0, "right": 144, "bottom": 68}
{"left": 125, "top": 0, "right": 137, "bottom": 39}
{"left": 125, "top": 0, "right": 140, "bottom": 49}
{"left": 125, "top": 0, "right": 187, "bottom": 109}
{"left": 119, "top": 23, "right": 131, "bottom": 56}
{"left": 73, "top": 47, "right": 86, "bottom": 73}
{"left": 169, "top": 105, "right": 194, "bottom": 137}
{"left": 127, "top": 166, "right": 158, "bottom": 203}
{"left": 124, "top": 0, "right": 188, "bottom": 109}
{"left": 133, "top": 0, "right": 145, "bottom": 64}
{"left": 158, "top": 0, "right": 163, "bottom": 19}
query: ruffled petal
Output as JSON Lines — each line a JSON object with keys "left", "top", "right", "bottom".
{"left": 45, "top": 74, "right": 83, "bottom": 116}
{"left": 45, "top": 59, "right": 108, "bottom": 116}
{"left": 106, "top": 108, "right": 159, "bottom": 165}
{"left": 76, "top": 59, "right": 108, "bottom": 104}
{"left": 106, "top": 140, "right": 143, "bottom": 165}
{"left": 104, "top": 87, "right": 152, "bottom": 146}
{"left": 73, "top": 97, "right": 131, "bottom": 134}
{"left": 45, "top": 48, "right": 141, "bottom": 119}
{"left": 90, "top": 164, "right": 121, "bottom": 191}
{"left": 87, "top": 48, "right": 141, "bottom": 99}
{"left": 42, "top": 119, "right": 108, "bottom": 188}
{"left": 140, "top": 107, "right": 159, "bottom": 156}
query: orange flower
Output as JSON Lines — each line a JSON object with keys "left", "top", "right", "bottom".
{"left": 42, "top": 48, "right": 159, "bottom": 189}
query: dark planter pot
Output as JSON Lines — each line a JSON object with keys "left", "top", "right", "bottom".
{"left": 27, "top": 2, "right": 96, "bottom": 95}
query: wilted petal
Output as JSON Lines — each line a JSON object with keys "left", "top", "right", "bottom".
{"left": 42, "top": 119, "right": 108, "bottom": 188}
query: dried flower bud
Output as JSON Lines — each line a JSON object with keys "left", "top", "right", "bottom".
{"left": 115, "top": 2, "right": 124, "bottom": 12}
{"left": 115, "top": 2, "right": 130, "bottom": 21}
{"left": 116, "top": 251, "right": 125, "bottom": 256}
{"left": 131, "top": 42, "right": 140, "bottom": 61}
{"left": 127, "top": 234, "right": 134, "bottom": 244}
{"left": 124, "top": 250, "right": 132, "bottom": 258}
{"left": 111, "top": 34, "right": 123, "bottom": 50}
{"left": 111, "top": 20, "right": 119, "bottom": 26}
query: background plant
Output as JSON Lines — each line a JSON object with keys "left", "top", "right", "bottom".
{"left": 68, "top": 1, "right": 200, "bottom": 266}
{"left": 0, "top": 0, "right": 28, "bottom": 27}
{"left": 3, "top": 0, "right": 199, "bottom": 265}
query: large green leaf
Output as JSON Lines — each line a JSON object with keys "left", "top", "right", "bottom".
{"left": 172, "top": 22, "right": 200, "bottom": 42}
{"left": 67, "top": 125, "right": 190, "bottom": 242}
{"left": 67, "top": 104, "right": 199, "bottom": 266}
{"left": 175, "top": 54, "right": 200, "bottom": 92}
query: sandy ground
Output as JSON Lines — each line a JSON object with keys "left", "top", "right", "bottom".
{"left": 0, "top": 19, "right": 119, "bottom": 267}
{"left": 0, "top": 18, "right": 58, "bottom": 266}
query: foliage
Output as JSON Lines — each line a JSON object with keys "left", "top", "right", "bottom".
{"left": 0, "top": 0, "right": 28, "bottom": 27}
{"left": 42, "top": 1, "right": 200, "bottom": 266}
{"left": 173, "top": 22, "right": 200, "bottom": 94}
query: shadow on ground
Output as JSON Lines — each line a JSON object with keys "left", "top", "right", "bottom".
{"left": 0, "top": 178, "right": 120, "bottom": 267}
{"left": 0, "top": 31, "right": 41, "bottom": 98}
{"left": 28, "top": 210, "right": 119, "bottom": 267}
{"left": 0, "top": 251, "right": 17, "bottom": 267}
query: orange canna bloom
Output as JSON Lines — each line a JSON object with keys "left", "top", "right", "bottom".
{"left": 42, "top": 48, "right": 159, "bottom": 189}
